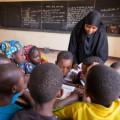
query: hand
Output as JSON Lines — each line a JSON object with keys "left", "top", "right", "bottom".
{"left": 69, "top": 90, "right": 81, "bottom": 101}
{"left": 75, "top": 85, "right": 84, "bottom": 97}
{"left": 73, "top": 64, "right": 80, "bottom": 70}
{"left": 82, "top": 88, "right": 91, "bottom": 103}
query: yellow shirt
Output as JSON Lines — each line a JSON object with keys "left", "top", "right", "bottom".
{"left": 53, "top": 100, "right": 120, "bottom": 120}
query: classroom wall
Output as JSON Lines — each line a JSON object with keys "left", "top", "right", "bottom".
{"left": 0, "top": 29, "right": 120, "bottom": 58}
{"left": 0, "top": 29, "right": 70, "bottom": 50}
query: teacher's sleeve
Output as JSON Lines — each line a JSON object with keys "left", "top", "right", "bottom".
{"left": 96, "top": 30, "right": 108, "bottom": 62}
{"left": 68, "top": 27, "right": 78, "bottom": 65}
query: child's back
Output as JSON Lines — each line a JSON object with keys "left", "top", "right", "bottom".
{"left": 13, "top": 63, "right": 63, "bottom": 120}
{"left": 0, "top": 64, "right": 24, "bottom": 120}
{"left": 53, "top": 64, "right": 120, "bottom": 120}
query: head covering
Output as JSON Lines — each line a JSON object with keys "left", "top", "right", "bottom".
{"left": 24, "top": 45, "right": 34, "bottom": 62}
{"left": 24, "top": 45, "right": 48, "bottom": 63}
{"left": 0, "top": 40, "right": 23, "bottom": 58}
{"left": 85, "top": 10, "right": 101, "bottom": 27}
{"left": 68, "top": 10, "right": 108, "bottom": 64}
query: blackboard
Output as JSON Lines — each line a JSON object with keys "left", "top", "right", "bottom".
{"left": 0, "top": 0, "right": 120, "bottom": 34}
{"left": 95, "top": 0, "right": 120, "bottom": 26}
{"left": 21, "top": 2, "right": 41, "bottom": 29}
{"left": 0, "top": 0, "right": 95, "bottom": 32}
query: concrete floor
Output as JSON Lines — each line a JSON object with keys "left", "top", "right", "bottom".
{"left": 41, "top": 49, "right": 119, "bottom": 66}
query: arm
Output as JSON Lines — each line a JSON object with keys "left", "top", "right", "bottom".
{"left": 54, "top": 89, "right": 83, "bottom": 108}
{"left": 20, "top": 89, "right": 34, "bottom": 107}
{"left": 68, "top": 26, "right": 78, "bottom": 65}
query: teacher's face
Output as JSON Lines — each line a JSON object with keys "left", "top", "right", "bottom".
{"left": 84, "top": 24, "right": 98, "bottom": 35}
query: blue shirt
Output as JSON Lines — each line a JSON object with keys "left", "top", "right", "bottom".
{"left": 0, "top": 93, "right": 23, "bottom": 120}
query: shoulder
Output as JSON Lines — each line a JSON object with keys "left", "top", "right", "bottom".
{"left": 98, "top": 23, "right": 106, "bottom": 33}
{"left": 13, "top": 109, "right": 60, "bottom": 120}
{"left": 13, "top": 109, "right": 35, "bottom": 120}
{"left": 53, "top": 102, "right": 85, "bottom": 113}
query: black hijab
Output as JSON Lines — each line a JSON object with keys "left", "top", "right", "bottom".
{"left": 68, "top": 10, "right": 108, "bottom": 64}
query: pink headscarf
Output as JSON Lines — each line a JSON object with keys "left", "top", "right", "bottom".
{"left": 24, "top": 45, "right": 34, "bottom": 62}
{"left": 24, "top": 45, "right": 48, "bottom": 63}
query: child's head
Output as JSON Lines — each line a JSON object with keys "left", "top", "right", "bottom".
{"left": 81, "top": 56, "right": 104, "bottom": 81}
{"left": 0, "top": 53, "right": 11, "bottom": 64}
{"left": 110, "top": 61, "right": 120, "bottom": 74}
{"left": 0, "top": 40, "right": 25, "bottom": 65}
{"left": 86, "top": 64, "right": 120, "bottom": 106}
{"left": 56, "top": 51, "right": 73, "bottom": 77}
{"left": 11, "top": 48, "right": 25, "bottom": 65}
{"left": 28, "top": 46, "right": 41, "bottom": 65}
{"left": 28, "top": 63, "right": 63, "bottom": 104}
{"left": 0, "top": 64, "right": 24, "bottom": 96}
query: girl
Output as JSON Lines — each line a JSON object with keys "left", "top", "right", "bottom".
{"left": 21, "top": 45, "right": 48, "bottom": 74}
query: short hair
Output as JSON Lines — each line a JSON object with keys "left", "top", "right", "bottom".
{"left": 86, "top": 64, "right": 120, "bottom": 106}
{"left": 0, "top": 64, "right": 22, "bottom": 95}
{"left": 110, "top": 61, "right": 120, "bottom": 69}
{"left": 28, "top": 63, "right": 63, "bottom": 104}
{"left": 28, "top": 46, "right": 39, "bottom": 60}
{"left": 83, "top": 56, "right": 104, "bottom": 66}
{"left": 56, "top": 51, "right": 73, "bottom": 63}
{"left": 0, "top": 53, "right": 11, "bottom": 64}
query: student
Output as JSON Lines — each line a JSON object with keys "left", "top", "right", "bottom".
{"left": 13, "top": 63, "right": 63, "bottom": 120}
{"left": 0, "top": 53, "right": 11, "bottom": 64}
{"left": 53, "top": 64, "right": 120, "bottom": 120}
{"left": 0, "top": 64, "right": 24, "bottom": 120}
{"left": 0, "top": 40, "right": 31, "bottom": 86}
{"left": 79, "top": 56, "right": 104, "bottom": 84}
{"left": 54, "top": 56, "right": 104, "bottom": 108}
{"left": 0, "top": 41, "right": 34, "bottom": 107}
{"left": 68, "top": 10, "right": 108, "bottom": 69}
{"left": 0, "top": 40, "right": 25, "bottom": 65}
{"left": 56, "top": 51, "right": 73, "bottom": 82}
{"left": 24, "top": 45, "right": 48, "bottom": 63}
{"left": 110, "top": 61, "right": 120, "bottom": 74}
{"left": 21, "top": 45, "right": 48, "bottom": 74}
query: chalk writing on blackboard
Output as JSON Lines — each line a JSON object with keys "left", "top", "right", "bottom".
{"left": 42, "top": 2, "right": 67, "bottom": 30}
{"left": 22, "top": 2, "right": 41, "bottom": 29}
{"left": 67, "top": 6, "right": 94, "bottom": 28}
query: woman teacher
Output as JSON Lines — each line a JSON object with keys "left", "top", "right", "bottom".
{"left": 68, "top": 10, "right": 108, "bottom": 69}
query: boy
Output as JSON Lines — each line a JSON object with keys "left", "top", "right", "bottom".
{"left": 54, "top": 56, "right": 104, "bottom": 108}
{"left": 53, "top": 64, "right": 120, "bottom": 120}
{"left": 79, "top": 56, "right": 104, "bottom": 84}
{"left": 13, "top": 63, "right": 63, "bottom": 120}
{"left": 56, "top": 51, "right": 73, "bottom": 83}
{"left": 110, "top": 61, "right": 120, "bottom": 74}
{"left": 0, "top": 64, "right": 24, "bottom": 120}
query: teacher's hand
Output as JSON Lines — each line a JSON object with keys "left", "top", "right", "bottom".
{"left": 73, "top": 64, "right": 80, "bottom": 70}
